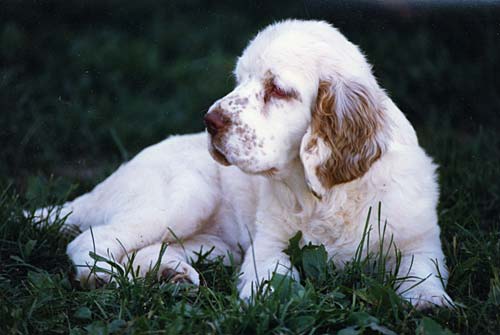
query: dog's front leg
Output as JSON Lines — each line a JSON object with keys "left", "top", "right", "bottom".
{"left": 394, "top": 239, "right": 453, "bottom": 309}
{"left": 238, "top": 228, "right": 299, "bottom": 299}
{"left": 238, "top": 192, "right": 301, "bottom": 300}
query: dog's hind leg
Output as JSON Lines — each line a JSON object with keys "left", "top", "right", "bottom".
{"left": 27, "top": 191, "right": 103, "bottom": 233}
{"left": 66, "top": 172, "right": 221, "bottom": 287}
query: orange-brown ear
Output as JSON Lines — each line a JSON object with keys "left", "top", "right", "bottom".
{"left": 301, "top": 79, "right": 387, "bottom": 192}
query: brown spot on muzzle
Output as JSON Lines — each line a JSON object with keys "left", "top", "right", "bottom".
{"left": 234, "top": 97, "right": 249, "bottom": 106}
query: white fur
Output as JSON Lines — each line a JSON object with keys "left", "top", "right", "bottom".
{"left": 34, "top": 20, "right": 451, "bottom": 309}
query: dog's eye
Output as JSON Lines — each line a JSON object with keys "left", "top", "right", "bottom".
{"left": 270, "top": 84, "right": 288, "bottom": 98}
{"left": 265, "top": 83, "right": 290, "bottom": 102}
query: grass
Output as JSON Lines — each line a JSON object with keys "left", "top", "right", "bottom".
{"left": 1, "top": 1, "right": 499, "bottom": 334}
{"left": 3, "top": 158, "right": 499, "bottom": 334}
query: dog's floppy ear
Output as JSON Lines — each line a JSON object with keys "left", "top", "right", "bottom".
{"left": 300, "top": 78, "right": 387, "bottom": 198}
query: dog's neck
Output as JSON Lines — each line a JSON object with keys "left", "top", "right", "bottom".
{"left": 266, "top": 158, "right": 321, "bottom": 215}
{"left": 268, "top": 156, "right": 373, "bottom": 220}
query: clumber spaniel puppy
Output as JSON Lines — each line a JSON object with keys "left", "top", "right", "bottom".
{"left": 34, "top": 20, "right": 452, "bottom": 309}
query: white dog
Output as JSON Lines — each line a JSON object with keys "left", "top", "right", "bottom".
{"left": 34, "top": 20, "right": 452, "bottom": 309}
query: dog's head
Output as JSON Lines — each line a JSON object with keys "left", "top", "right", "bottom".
{"left": 205, "top": 20, "right": 389, "bottom": 196}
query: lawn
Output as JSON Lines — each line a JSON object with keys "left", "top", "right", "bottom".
{"left": 1, "top": 1, "right": 499, "bottom": 334}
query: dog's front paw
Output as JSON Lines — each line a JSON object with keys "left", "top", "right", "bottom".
{"left": 239, "top": 280, "right": 258, "bottom": 300}
{"left": 401, "top": 287, "right": 454, "bottom": 310}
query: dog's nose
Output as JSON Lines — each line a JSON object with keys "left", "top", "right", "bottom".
{"left": 204, "top": 108, "right": 230, "bottom": 136}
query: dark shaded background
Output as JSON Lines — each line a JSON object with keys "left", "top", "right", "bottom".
{"left": 1, "top": 0, "right": 499, "bottom": 187}
{"left": 1, "top": 2, "right": 500, "bottom": 333}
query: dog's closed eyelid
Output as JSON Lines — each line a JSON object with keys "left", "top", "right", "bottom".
{"left": 270, "top": 83, "right": 289, "bottom": 98}
{"left": 263, "top": 82, "right": 299, "bottom": 103}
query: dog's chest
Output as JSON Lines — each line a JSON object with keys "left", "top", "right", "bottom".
{"left": 294, "top": 201, "right": 366, "bottom": 261}
{"left": 300, "top": 215, "right": 343, "bottom": 245}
